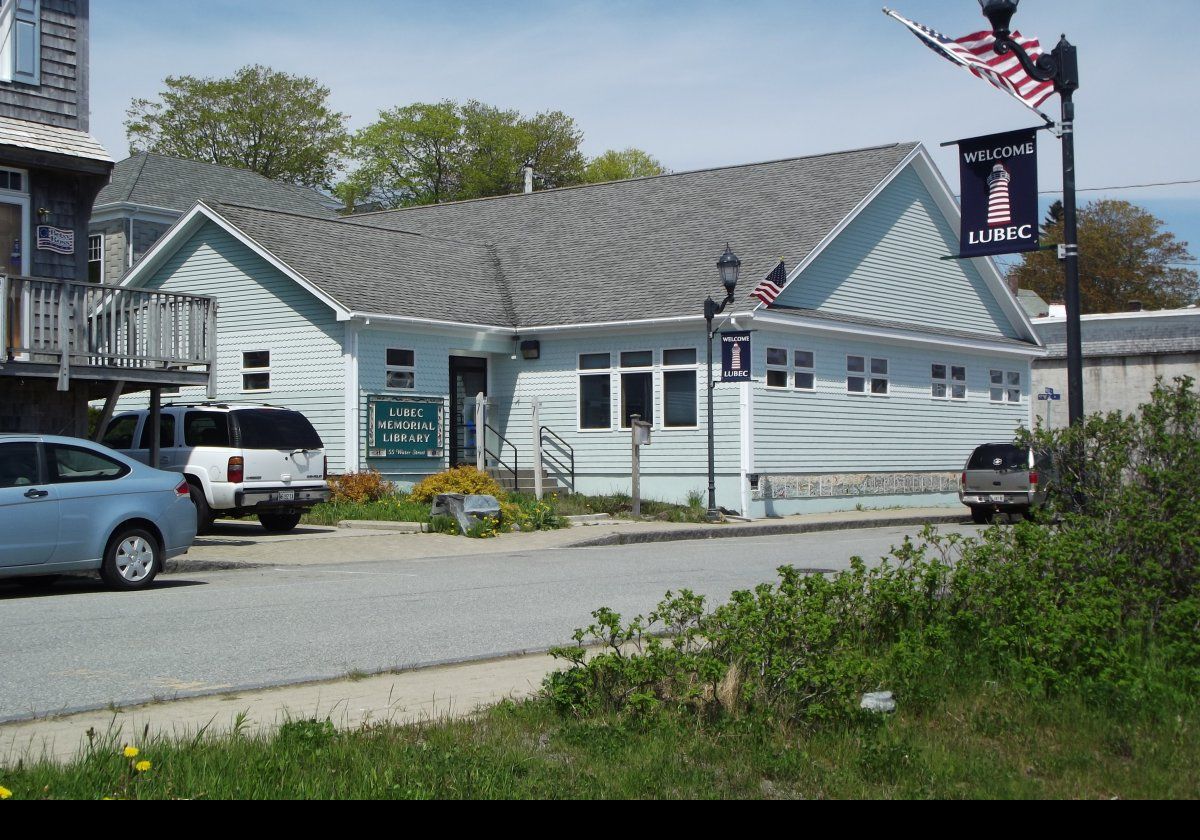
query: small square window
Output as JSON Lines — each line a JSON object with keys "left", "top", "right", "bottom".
{"left": 766, "top": 347, "right": 788, "bottom": 367}
{"left": 848, "top": 376, "right": 866, "bottom": 394}
{"left": 242, "top": 350, "right": 269, "bottom": 370}
{"left": 620, "top": 350, "right": 653, "bottom": 368}
{"left": 932, "top": 363, "right": 947, "bottom": 380}
{"left": 952, "top": 384, "right": 967, "bottom": 400}
{"left": 387, "top": 348, "right": 414, "bottom": 367}
{"left": 794, "top": 371, "right": 815, "bottom": 390}
{"left": 933, "top": 382, "right": 948, "bottom": 398}
{"left": 951, "top": 366, "right": 966, "bottom": 382}
{"left": 766, "top": 369, "right": 789, "bottom": 388}
{"left": 242, "top": 372, "right": 270, "bottom": 392}
{"left": 386, "top": 348, "right": 415, "bottom": 390}
{"left": 794, "top": 350, "right": 814, "bottom": 369}
{"left": 847, "top": 355, "right": 865, "bottom": 373}
{"left": 579, "top": 353, "right": 611, "bottom": 370}
{"left": 663, "top": 348, "right": 696, "bottom": 366}
{"left": 871, "top": 358, "right": 888, "bottom": 376}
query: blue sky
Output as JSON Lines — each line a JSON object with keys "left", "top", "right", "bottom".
{"left": 90, "top": 1, "right": 1200, "bottom": 258}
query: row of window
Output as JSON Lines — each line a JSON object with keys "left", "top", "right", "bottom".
{"left": 763, "top": 346, "right": 1021, "bottom": 402}
{"left": 229, "top": 348, "right": 1024, "bottom": 418}
{"left": 579, "top": 348, "right": 698, "bottom": 429}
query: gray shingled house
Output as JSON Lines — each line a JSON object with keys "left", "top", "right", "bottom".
{"left": 1, "top": 1, "right": 214, "bottom": 437}
{"left": 116, "top": 141, "right": 1044, "bottom": 517}
{"left": 88, "top": 152, "right": 340, "bottom": 283}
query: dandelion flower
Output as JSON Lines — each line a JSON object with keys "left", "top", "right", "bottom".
{"left": 135, "top": 761, "right": 152, "bottom": 773}
{"left": 122, "top": 746, "right": 139, "bottom": 759}
{"left": 0, "top": 785, "right": 11, "bottom": 799}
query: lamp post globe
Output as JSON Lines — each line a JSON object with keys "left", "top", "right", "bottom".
{"left": 978, "top": 0, "right": 1019, "bottom": 36}
{"left": 717, "top": 244, "right": 742, "bottom": 296}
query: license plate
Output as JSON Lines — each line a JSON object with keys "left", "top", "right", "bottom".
{"left": 989, "top": 494, "right": 1006, "bottom": 503}
{"left": 277, "top": 491, "right": 295, "bottom": 501}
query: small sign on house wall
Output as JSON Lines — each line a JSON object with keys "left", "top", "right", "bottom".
{"left": 36, "top": 225, "right": 75, "bottom": 255}
{"left": 721, "top": 331, "right": 752, "bottom": 382}
{"left": 367, "top": 395, "right": 444, "bottom": 458}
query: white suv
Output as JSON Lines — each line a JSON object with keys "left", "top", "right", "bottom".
{"left": 101, "top": 403, "right": 330, "bottom": 533}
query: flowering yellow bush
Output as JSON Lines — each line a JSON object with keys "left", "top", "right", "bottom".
{"left": 410, "top": 466, "right": 505, "bottom": 505}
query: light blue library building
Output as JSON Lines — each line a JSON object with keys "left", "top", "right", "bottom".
{"left": 119, "top": 142, "right": 1042, "bottom": 518}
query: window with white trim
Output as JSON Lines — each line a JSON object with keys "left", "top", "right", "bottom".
{"left": 241, "top": 350, "right": 270, "bottom": 392}
{"left": 793, "top": 350, "right": 815, "bottom": 391}
{"left": 870, "top": 357, "right": 889, "bottom": 395}
{"left": 88, "top": 234, "right": 103, "bottom": 283}
{"left": 847, "top": 355, "right": 866, "bottom": 394}
{"left": 385, "top": 348, "right": 415, "bottom": 389}
{"left": 990, "top": 369, "right": 1022, "bottom": 403}
{"left": 932, "top": 363, "right": 967, "bottom": 400}
{"left": 848, "top": 355, "right": 888, "bottom": 395}
{"left": 662, "top": 347, "right": 698, "bottom": 428}
{"left": 765, "top": 347, "right": 788, "bottom": 389}
{"left": 619, "top": 350, "right": 653, "bottom": 428}
{"left": 578, "top": 352, "right": 611, "bottom": 429}
{"left": 0, "top": 1, "right": 41, "bottom": 85}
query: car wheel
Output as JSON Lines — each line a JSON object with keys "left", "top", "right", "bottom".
{"left": 970, "top": 507, "right": 993, "bottom": 525}
{"left": 189, "top": 482, "right": 215, "bottom": 535}
{"left": 259, "top": 512, "right": 302, "bottom": 533}
{"left": 99, "top": 527, "right": 160, "bottom": 590}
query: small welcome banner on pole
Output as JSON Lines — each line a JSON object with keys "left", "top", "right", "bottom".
{"left": 956, "top": 127, "right": 1040, "bottom": 258}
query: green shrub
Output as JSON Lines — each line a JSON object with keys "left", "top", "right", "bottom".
{"left": 546, "top": 378, "right": 1200, "bottom": 723}
{"left": 410, "top": 466, "right": 505, "bottom": 505}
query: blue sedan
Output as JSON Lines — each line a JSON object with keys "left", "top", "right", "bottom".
{"left": 0, "top": 435, "right": 197, "bottom": 590}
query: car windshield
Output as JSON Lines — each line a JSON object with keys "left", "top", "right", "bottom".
{"left": 967, "top": 444, "right": 1029, "bottom": 471}
{"left": 233, "top": 410, "right": 323, "bottom": 450}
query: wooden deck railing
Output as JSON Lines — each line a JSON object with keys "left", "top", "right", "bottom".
{"left": 1, "top": 274, "right": 217, "bottom": 391}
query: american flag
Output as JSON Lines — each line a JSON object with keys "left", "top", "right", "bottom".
{"left": 884, "top": 8, "right": 1055, "bottom": 117}
{"left": 750, "top": 260, "right": 786, "bottom": 307}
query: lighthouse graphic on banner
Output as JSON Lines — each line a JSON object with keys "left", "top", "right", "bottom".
{"left": 986, "top": 163, "right": 1012, "bottom": 227}
{"left": 957, "top": 127, "right": 1039, "bottom": 258}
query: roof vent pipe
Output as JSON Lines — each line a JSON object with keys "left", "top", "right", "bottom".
{"left": 522, "top": 162, "right": 534, "bottom": 194}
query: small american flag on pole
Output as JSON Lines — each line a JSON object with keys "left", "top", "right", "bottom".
{"left": 883, "top": 8, "right": 1055, "bottom": 118}
{"left": 751, "top": 260, "right": 786, "bottom": 307}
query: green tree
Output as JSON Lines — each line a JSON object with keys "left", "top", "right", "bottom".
{"left": 1009, "top": 199, "right": 1199, "bottom": 313}
{"left": 344, "top": 99, "right": 589, "bottom": 208}
{"left": 125, "top": 65, "right": 349, "bottom": 189}
{"left": 583, "top": 148, "right": 668, "bottom": 183}
{"left": 347, "top": 101, "right": 465, "bottom": 207}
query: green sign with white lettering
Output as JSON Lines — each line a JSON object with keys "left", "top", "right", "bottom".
{"left": 367, "top": 396, "right": 444, "bottom": 459}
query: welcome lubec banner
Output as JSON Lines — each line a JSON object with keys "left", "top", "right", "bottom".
{"left": 957, "top": 127, "right": 1039, "bottom": 259}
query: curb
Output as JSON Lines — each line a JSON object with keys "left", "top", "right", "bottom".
{"left": 338, "top": 520, "right": 428, "bottom": 533}
{"left": 566, "top": 513, "right": 970, "bottom": 547}
{"left": 563, "top": 513, "right": 613, "bottom": 526}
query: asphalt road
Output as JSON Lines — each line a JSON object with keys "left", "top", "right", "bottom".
{"left": 0, "top": 524, "right": 982, "bottom": 721}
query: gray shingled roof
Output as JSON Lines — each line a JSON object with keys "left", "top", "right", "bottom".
{"left": 96, "top": 153, "right": 340, "bottom": 217}
{"left": 1034, "top": 311, "right": 1200, "bottom": 358}
{"left": 355, "top": 143, "right": 918, "bottom": 328}
{"left": 209, "top": 202, "right": 511, "bottom": 326}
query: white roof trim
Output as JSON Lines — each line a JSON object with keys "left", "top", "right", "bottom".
{"left": 751, "top": 310, "right": 1046, "bottom": 358}
{"left": 120, "top": 202, "right": 351, "bottom": 319}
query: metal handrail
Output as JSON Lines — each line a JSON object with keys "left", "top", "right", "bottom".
{"left": 483, "top": 422, "right": 518, "bottom": 490}
{"left": 539, "top": 425, "right": 575, "bottom": 494}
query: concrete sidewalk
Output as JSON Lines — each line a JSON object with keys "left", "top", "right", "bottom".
{"left": 0, "top": 652, "right": 558, "bottom": 766}
{"left": 173, "top": 505, "right": 967, "bottom": 571}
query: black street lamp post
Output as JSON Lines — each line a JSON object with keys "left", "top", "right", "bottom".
{"left": 705, "top": 245, "right": 741, "bottom": 522}
{"left": 978, "top": 0, "right": 1083, "bottom": 425}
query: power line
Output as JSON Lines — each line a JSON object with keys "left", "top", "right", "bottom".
{"left": 955, "top": 177, "right": 1200, "bottom": 199}
{"left": 1042, "top": 177, "right": 1200, "bottom": 195}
